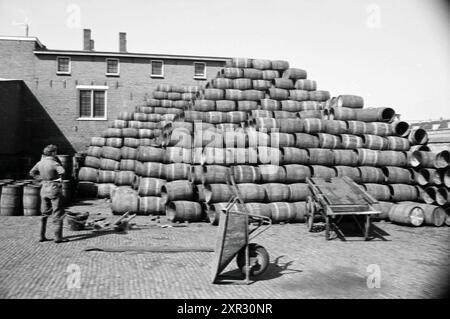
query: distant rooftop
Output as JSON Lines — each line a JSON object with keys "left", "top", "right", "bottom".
{"left": 410, "top": 119, "right": 450, "bottom": 131}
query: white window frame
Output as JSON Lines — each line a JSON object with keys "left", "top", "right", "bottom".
{"left": 193, "top": 62, "right": 206, "bottom": 79}
{"left": 106, "top": 58, "right": 120, "bottom": 76}
{"left": 56, "top": 56, "right": 71, "bottom": 75}
{"left": 76, "top": 85, "right": 108, "bottom": 121}
{"left": 150, "top": 60, "right": 164, "bottom": 78}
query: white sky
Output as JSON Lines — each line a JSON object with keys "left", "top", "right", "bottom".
{"left": 0, "top": 0, "right": 449, "bottom": 122}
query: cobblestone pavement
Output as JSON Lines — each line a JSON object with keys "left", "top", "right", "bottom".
{"left": 0, "top": 198, "right": 449, "bottom": 299}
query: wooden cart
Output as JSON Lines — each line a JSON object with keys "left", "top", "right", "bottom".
{"left": 305, "top": 177, "right": 380, "bottom": 241}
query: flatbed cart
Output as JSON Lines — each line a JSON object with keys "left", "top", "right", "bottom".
{"left": 211, "top": 171, "right": 272, "bottom": 285}
{"left": 305, "top": 176, "right": 380, "bottom": 241}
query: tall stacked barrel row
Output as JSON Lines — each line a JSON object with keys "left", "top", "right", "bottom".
{"left": 77, "top": 84, "right": 205, "bottom": 220}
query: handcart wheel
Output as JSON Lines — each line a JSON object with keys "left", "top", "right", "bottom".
{"left": 325, "top": 216, "right": 331, "bottom": 240}
{"left": 236, "top": 243, "right": 269, "bottom": 277}
{"left": 306, "top": 196, "right": 315, "bottom": 232}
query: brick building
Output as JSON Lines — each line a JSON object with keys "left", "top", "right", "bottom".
{"left": 0, "top": 30, "right": 228, "bottom": 177}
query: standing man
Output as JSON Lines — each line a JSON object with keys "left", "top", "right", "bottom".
{"left": 29, "top": 144, "right": 68, "bottom": 243}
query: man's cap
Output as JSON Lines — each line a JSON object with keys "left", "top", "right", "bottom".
{"left": 43, "top": 144, "right": 58, "bottom": 156}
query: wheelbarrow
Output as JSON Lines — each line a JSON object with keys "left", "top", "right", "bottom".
{"left": 305, "top": 176, "right": 380, "bottom": 241}
{"left": 211, "top": 171, "right": 272, "bottom": 285}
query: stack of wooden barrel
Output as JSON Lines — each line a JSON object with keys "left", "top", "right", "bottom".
{"left": 77, "top": 57, "right": 449, "bottom": 227}
{"left": 0, "top": 155, "right": 74, "bottom": 216}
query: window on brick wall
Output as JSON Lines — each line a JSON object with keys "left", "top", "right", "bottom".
{"left": 77, "top": 87, "right": 108, "bottom": 120}
{"left": 151, "top": 60, "right": 164, "bottom": 77}
{"left": 56, "top": 57, "right": 71, "bottom": 74}
{"left": 193, "top": 62, "right": 206, "bottom": 79}
{"left": 106, "top": 58, "right": 120, "bottom": 75}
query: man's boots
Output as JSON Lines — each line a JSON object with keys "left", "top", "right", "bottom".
{"left": 54, "top": 218, "right": 68, "bottom": 243}
{"left": 39, "top": 216, "right": 50, "bottom": 242}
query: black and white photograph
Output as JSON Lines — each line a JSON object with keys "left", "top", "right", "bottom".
{"left": 0, "top": 0, "right": 449, "bottom": 304}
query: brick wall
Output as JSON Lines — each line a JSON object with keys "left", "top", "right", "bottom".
{"left": 0, "top": 38, "right": 226, "bottom": 156}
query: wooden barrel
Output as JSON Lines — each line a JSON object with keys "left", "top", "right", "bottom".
{"left": 98, "top": 170, "right": 116, "bottom": 183}
{"left": 111, "top": 186, "right": 139, "bottom": 215}
{"left": 77, "top": 181, "right": 98, "bottom": 197}
{"left": 299, "top": 109, "right": 323, "bottom": 119}
{"left": 332, "top": 108, "right": 357, "bottom": 121}
{"left": 252, "top": 80, "right": 272, "bottom": 92}
{"left": 262, "top": 183, "right": 290, "bottom": 202}
{"left": 119, "top": 159, "right": 136, "bottom": 171}
{"left": 193, "top": 100, "right": 215, "bottom": 112}
{"left": 136, "top": 162, "right": 165, "bottom": 178}
{"left": 363, "top": 184, "right": 391, "bottom": 201}
{"left": 336, "top": 95, "right": 364, "bottom": 108}
{"left": 245, "top": 203, "right": 271, "bottom": 219}
{"left": 294, "top": 133, "right": 319, "bottom": 148}
{"left": 226, "top": 57, "right": 253, "bottom": 68}
{"left": 408, "top": 128, "right": 429, "bottom": 145}
{"left": 262, "top": 70, "right": 280, "bottom": 81}
{"left": 101, "top": 146, "right": 121, "bottom": 161}
{"left": 226, "top": 148, "right": 258, "bottom": 165}
{"left": 362, "top": 135, "right": 388, "bottom": 150}
{"left": 195, "top": 165, "right": 229, "bottom": 184}
{"left": 445, "top": 168, "right": 450, "bottom": 188}
{"left": 251, "top": 118, "right": 278, "bottom": 131}
{"left": 303, "top": 119, "right": 324, "bottom": 134}
{"left": 389, "top": 184, "right": 418, "bottom": 202}
{"left": 284, "top": 165, "right": 311, "bottom": 183}
{"left": 204, "top": 184, "right": 233, "bottom": 204}
{"left": 288, "top": 183, "right": 311, "bottom": 201}
{"left": 334, "top": 166, "right": 360, "bottom": 182}
{"left": 332, "top": 149, "right": 358, "bottom": 166}
{"left": 268, "top": 88, "right": 289, "bottom": 100}
{"left": 308, "top": 90, "right": 330, "bottom": 102}
{"left": 435, "top": 151, "right": 450, "bottom": 168}
{"left": 310, "top": 165, "right": 336, "bottom": 180}
{"left": 103, "top": 128, "right": 123, "bottom": 138}
{"left": 164, "top": 163, "right": 190, "bottom": 181}
{"left": 281, "top": 100, "right": 301, "bottom": 112}
{"left": 139, "top": 196, "right": 165, "bottom": 215}
{"left": 445, "top": 207, "right": 450, "bottom": 226}
{"left": 161, "top": 181, "right": 194, "bottom": 202}
{"left": 355, "top": 107, "right": 396, "bottom": 123}
{"left": 128, "top": 120, "right": 143, "bottom": 129}
{"left": 231, "top": 165, "right": 261, "bottom": 183}
{"left": 389, "top": 121, "right": 410, "bottom": 137}
{"left": 282, "top": 147, "right": 309, "bottom": 164}
{"left": 273, "top": 110, "right": 297, "bottom": 119}
{"left": 203, "top": 88, "right": 224, "bottom": 100}
{"left": 137, "top": 177, "right": 166, "bottom": 197}
{"left": 346, "top": 121, "right": 367, "bottom": 135}
{"left": 61, "top": 180, "right": 72, "bottom": 205}
{"left": 236, "top": 183, "right": 266, "bottom": 202}
{"left": 401, "top": 202, "right": 446, "bottom": 226}
{"left": 87, "top": 146, "right": 103, "bottom": 158}
{"left": 237, "top": 100, "right": 258, "bottom": 112}
{"left": 227, "top": 111, "right": 247, "bottom": 123}
{"left": 22, "top": 185, "right": 41, "bottom": 216}
{"left": 417, "top": 186, "right": 436, "bottom": 204}
{"left": 259, "top": 165, "right": 286, "bottom": 183}
{"left": 133, "top": 113, "right": 148, "bottom": 122}
{"left": 57, "top": 155, "right": 73, "bottom": 179}
{"left": 223, "top": 131, "right": 247, "bottom": 148}
{"left": 290, "top": 202, "right": 308, "bottom": 223}
{"left": 90, "top": 137, "right": 106, "bottom": 147}
{"left": 121, "top": 146, "right": 138, "bottom": 160}
{"left": 341, "top": 134, "right": 363, "bottom": 149}
{"left": 257, "top": 147, "right": 282, "bottom": 165}
{"left": 388, "top": 203, "right": 424, "bottom": 226}
{"left": 372, "top": 201, "right": 394, "bottom": 220}
{"left": 109, "top": 119, "right": 128, "bottom": 129}
{"left": 272, "top": 78, "right": 293, "bottom": 90}
{"left": 115, "top": 171, "right": 137, "bottom": 186}
{"left": 323, "top": 120, "right": 347, "bottom": 135}
{"left": 357, "top": 149, "right": 379, "bottom": 166}
{"left": 282, "top": 67, "right": 306, "bottom": 79}
{"left": 105, "top": 137, "right": 123, "bottom": 148}
{"left": 318, "top": 133, "right": 341, "bottom": 149}
{"left": 99, "top": 158, "right": 120, "bottom": 171}
{"left": 411, "top": 168, "right": 431, "bottom": 186}
{"left": 121, "top": 128, "right": 139, "bottom": 138}
{"left": 252, "top": 59, "right": 272, "bottom": 70}
{"left": 386, "top": 136, "right": 410, "bottom": 151}
{"left": 212, "top": 78, "right": 233, "bottom": 89}
{"left": 220, "top": 67, "right": 243, "bottom": 79}
{"left": 137, "top": 146, "right": 165, "bottom": 162}
{"left": 225, "top": 89, "right": 244, "bottom": 101}
{"left": 269, "top": 132, "right": 295, "bottom": 148}
{"left": 84, "top": 156, "right": 101, "bottom": 169}
{"left": 233, "top": 78, "right": 252, "bottom": 90}
{"left": 260, "top": 99, "right": 280, "bottom": 111}
{"left": 243, "top": 89, "right": 265, "bottom": 101}
{"left": 97, "top": 183, "right": 116, "bottom": 199}
{"left": 383, "top": 167, "right": 412, "bottom": 184}
{"left": 252, "top": 109, "right": 274, "bottom": 120}
{"left": 78, "top": 167, "right": 98, "bottom": 182}
{"left": 366, "top": 122, "right": 395, "bottom": 137}
{"left": 166, "top": 200, "right": 204, "bottom": 222}
{"left": 146, "top": 98, "right": 161, "bottom": 107}
{"left": 378, "top": 151, "right": 407, "bottom": 167}
{"left": 308, "top": 149, "right": 334, "bottom": 166}
{"left": 295, "top": 79, "right": 316, "bottom": 91}
{"left": 268, "top": 202, "right": 296, "bottom": 224}
{"left": 215, "top": 100, "right": 236, "bottom": 112}
{"left": 435, "top": 187, "right": 449, "bottom": 206}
